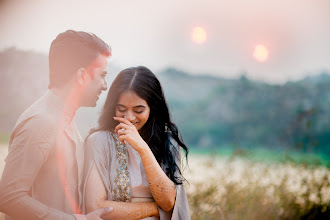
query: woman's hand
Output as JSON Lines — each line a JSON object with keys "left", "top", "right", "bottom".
{"left": 114, "top": 116, "right": 176, "bottom": 212}
{"left": 114, "top": 117, "right": 148, "bottom": 153}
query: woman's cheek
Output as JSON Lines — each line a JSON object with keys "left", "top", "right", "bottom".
{"left": 115, "top": 110, "right": 123, "bottom": 118}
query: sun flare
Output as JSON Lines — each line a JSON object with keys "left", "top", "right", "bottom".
{"left": 253, "top": 44, "right": 269, "bottom": 62}
{"left": 192, "top": 27, "right": 207, "bottom": 44}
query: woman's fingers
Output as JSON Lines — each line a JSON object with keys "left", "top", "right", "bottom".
{"left": 113, "top": 117, "right": 145, "bottom": 151}
{"left": 114, "top": 122, "right": 130, "bottom": 133}
{"left": 118, "top": 134, "right": 127, "bottom": 144}
{"left": 118, "top": 133, "right": 134, "bottom": 146}
{"left": 118, "top": 133, "right": 127, "bottom": 141}
{"left": 113, "top": 117, "right": 132, "bottom": 125}
{"left": 118, "top": 128, "right": 126, "bottom": 135}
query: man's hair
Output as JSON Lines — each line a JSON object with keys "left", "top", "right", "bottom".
{"left": 48, "top": 30, "right": 111, "bottom": 89}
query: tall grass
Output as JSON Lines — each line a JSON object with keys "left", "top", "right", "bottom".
{"left": 185, "top": 154, "right": 330, "bottom": 220}
{"left": 0, "top": 145, "right": 329, "bottom": 219}
{"left": 0, "top": 144, "right": 6, "bottom": 220}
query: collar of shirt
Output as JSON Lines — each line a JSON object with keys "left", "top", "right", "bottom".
{"left": 45, "top": 89, "right": 76, "bottom": 123}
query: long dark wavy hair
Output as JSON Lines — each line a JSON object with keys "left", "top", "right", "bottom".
{"left": 89, "top": 66, "right": 188, "bottom": 185}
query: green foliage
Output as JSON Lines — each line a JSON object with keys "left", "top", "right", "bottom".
{"left": 0, "top": 133, "right": 9, "bottom": 144}
{"left": 191, "top": 148, "right": 330, "bottom": 167}
{"left": 0, "top": 48, "right": 49, "bottom": 132}
{"left": 161, "top": 69, "right": 330, "bottom": 155}
{"left": 1, "top": 49, "right": 330, "bottom": 155}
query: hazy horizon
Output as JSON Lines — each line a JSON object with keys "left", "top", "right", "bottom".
{"left": 1, "top": 0, "right": 329, "bottom": 84}
{"left": 3, "top": 46, "right": 330, "bottom": 87}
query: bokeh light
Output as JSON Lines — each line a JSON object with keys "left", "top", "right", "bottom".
{"left": 253, "top": 44, "right": 269, "bottom": 62}
{"left": 192, "top": 27, "right": 207, "bottom": 44}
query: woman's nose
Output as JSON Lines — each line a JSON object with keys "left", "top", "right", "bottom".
{"left": 124, "top": 112, "right": 136, "bottom": 121}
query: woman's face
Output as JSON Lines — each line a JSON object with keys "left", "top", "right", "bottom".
{"left": 115, "top": 91, "right": 150, "bottom": 131}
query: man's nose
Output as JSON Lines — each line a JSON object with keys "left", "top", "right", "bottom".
{"left": 102, "top": 80, "right": 107, "bottom": 91}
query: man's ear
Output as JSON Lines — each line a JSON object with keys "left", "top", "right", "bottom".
{"left": 76, "top": 68, "right": 87, "bottom": 85}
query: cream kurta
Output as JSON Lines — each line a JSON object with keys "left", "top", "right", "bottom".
{"left": 0, "top": 90, "right": 85, "bottom": 220}
{"left": 83, "top": 131, "right": 191, "bottom": 220}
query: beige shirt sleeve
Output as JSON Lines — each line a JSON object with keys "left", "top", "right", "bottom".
{"left": 0, "top": 118, "right": 76, "bottom": 220}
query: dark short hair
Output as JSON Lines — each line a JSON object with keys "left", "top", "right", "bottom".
{"left": 48, "top": 30, "right": 111, "bottom": 89}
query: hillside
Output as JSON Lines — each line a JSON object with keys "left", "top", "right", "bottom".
{"left": 1, "top": 48, "right": 329, "bottom": 155}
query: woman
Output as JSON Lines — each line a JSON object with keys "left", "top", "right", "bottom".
{"left": 83, "top": 66, "right": 190, "bottom": 220}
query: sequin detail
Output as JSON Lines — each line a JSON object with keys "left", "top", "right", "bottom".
{"left": 111, "top": 132, "right": 132, "bottom": 202}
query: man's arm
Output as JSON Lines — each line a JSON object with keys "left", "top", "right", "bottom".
{"left": 0, "top": 119, "right": 113, "bottom": 220}
{"left": 0, "top": 119, "right": 78, "bottom": 220}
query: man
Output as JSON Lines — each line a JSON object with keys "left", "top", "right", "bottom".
{"left": 0, "top": 30, "right": 113, "bottom": 220}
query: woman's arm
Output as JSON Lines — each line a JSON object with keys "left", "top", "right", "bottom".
{"left": 85, "top": 163, "right": 159, "bottom": 220}
{"left": 138, "top": 146, "right": 176, "bottom": 212}
{"left": 114, "top": 117, "right": 176, "bottom": 212}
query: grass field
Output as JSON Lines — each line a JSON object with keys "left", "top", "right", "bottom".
{"left": 0, "top": 144, "right": 329, "bottom": 219}
{"left": 184, "top": 153, "right": 330, "bottom": 219}
{"left": 0, "top": 144, "right": 7, "bottom": 220}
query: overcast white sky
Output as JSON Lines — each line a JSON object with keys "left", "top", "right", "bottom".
{"left": 0, "top": 0, "right": 329, "bottom": 83}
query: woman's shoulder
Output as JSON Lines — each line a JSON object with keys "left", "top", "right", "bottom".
{"left": 84, "top": 131, "right": 115, "bottom": 167}
{"left": 87, "top": 130, "right": 109, "bottom": 140}
{"left": 85, "top": 130, "right": 115, "bottom": 148}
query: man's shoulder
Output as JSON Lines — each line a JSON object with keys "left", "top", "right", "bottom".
{"left": 15, "top": 90, "right": 63, "bottom": 126}
{"left": 10, "top": 95, "right": 60, "bottom": 147}
{"left": 15, "top": 103, "right": 58, "bottom": 133}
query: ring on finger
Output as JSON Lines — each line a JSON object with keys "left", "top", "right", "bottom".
{"left": 120, "top": 128, "right": 125, "bottom": 134}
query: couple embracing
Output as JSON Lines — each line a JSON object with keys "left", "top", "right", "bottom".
{"left": 0, "top": 30, "right": 190, "bottom": 220}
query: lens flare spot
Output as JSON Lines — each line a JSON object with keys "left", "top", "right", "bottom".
{"left": 192, "top": 27, "right": 207, "bottom": 44}
{"left": 253, "top": 44, "right": 269, "bottom": 62}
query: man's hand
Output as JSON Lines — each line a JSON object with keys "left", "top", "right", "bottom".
{"left": 86, "top": 207, "right": 113, "bottom": 220}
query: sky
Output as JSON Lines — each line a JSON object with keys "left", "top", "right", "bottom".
{"left": 0, "top": 0, "right": 329, "bottom": 84}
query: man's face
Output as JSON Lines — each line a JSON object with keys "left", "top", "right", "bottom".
{"left": 80, "top": 54, "right": 108, "bottom": 107}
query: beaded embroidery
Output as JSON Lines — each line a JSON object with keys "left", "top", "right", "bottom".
{"left": 111, "top": 132, "right": 132, "bottom": 202}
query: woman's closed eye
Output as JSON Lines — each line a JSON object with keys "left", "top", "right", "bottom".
{"left": 133, "top": 107, "right": 146, "bottom": 114}
{"left": 117, "top": 106, "right": 126, "bottom": 112}
{"left": 134, "top": 110, "right": 144, "bottom": 114}
{"left": 116, "top": 105, "right": 146, "bottom": 114}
